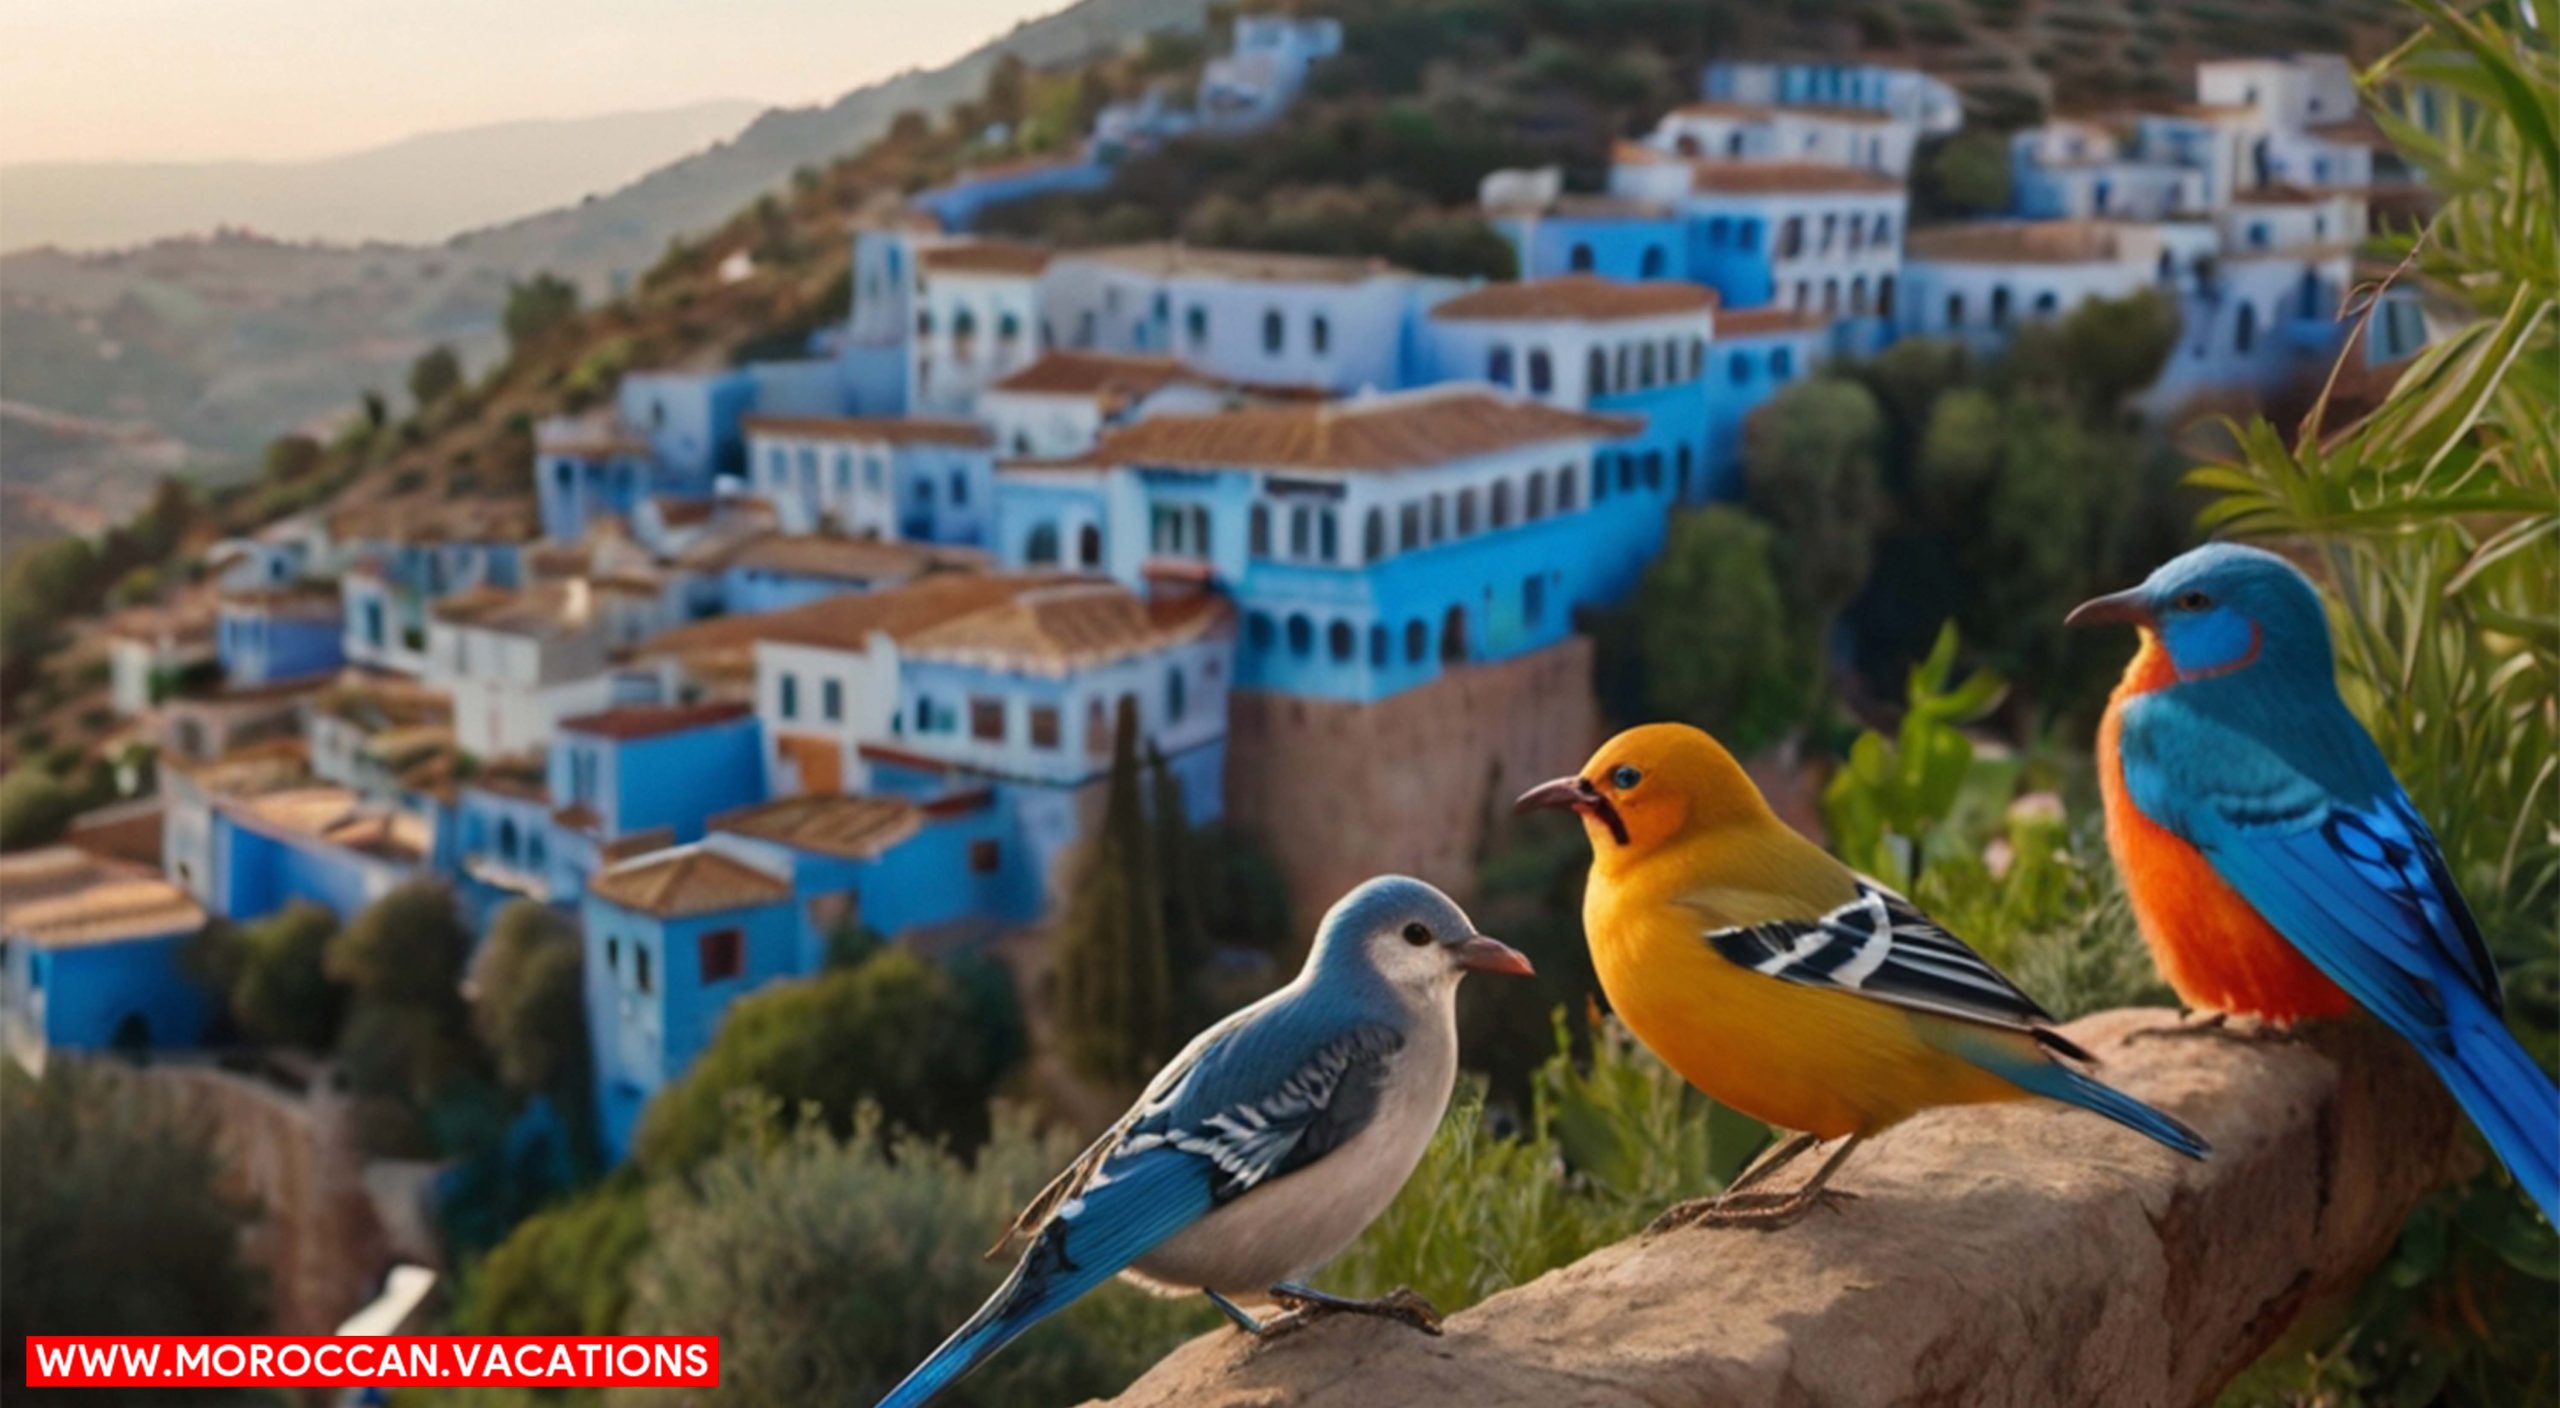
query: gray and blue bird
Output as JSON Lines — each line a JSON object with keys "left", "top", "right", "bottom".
{"left": 874, "top": 875, "right": 1535, "bottom": 1408}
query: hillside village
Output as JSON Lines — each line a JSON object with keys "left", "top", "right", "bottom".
{"left": 4, "top": 22, "right": 2437, "bottom": 1185}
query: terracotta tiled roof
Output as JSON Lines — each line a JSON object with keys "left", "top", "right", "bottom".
{"left": 918, "top": 240, "right": 1054, "bottom": 276}
{"left": 1672, "top": 100, "right": 1898, "bottom": 126}
{"left": 0, "top": 848, "right": 205, "bottom": 949}
{"left": 329, "top": 496, "right": 538, "bottom": 545}
{"left": 991, "top": 351, "right": 1201, "bottom": 398}
{"left": 713, "top": 794, "right": 924, "bottom": 860}
{"left": 588, "top": 846, "right": 790, "bottom": 918}
{"left": 552, "top": 803, "right": 601, "bottom": 833}
{"left": 638, "top": 572, "right": 1077, "bottom": 661}
{"left": 652, "top": 497, "right": 719, "bottom": 527}
{"left": 105, "top": 600, "right": 217, "bottom": 647}
{"left": 1906, "top": 220, "right": 2133, "bottom": 264}
{"left": 742, "top": 415, "right": 992, "bottom": 448}
{"left": 220, "top": 586, "right": 343, "bottom": 621}
{"left": 727, "top": 533, "right": 988, "bottom": 583}
{"left": 558, "top": 700, "right": 753, "bottom": 740}
{"left": 228, "top": 787, "right": 430, "bottom": 863}
{"left": 1678, "top": 158, "right": 1905, "bottom": 195}
{"left": 2304, "top": 117, "right": 2390, "bottom": 148}
{"left": 1082, "top": 388, "right": 1641, "bottom": 472}
{"left": 1714, "top": 307, "right": 1834, "bottom": 336}
{"left": 536, "top": 412, "right": 654, "bottom": 458}
{"left": 430, "top": 580, "right": 598, "bottom": 635}
{"left": 1067, "top": 243, "right": 1405, "bottom": 284}
{"left": 1432, "top": 275, "right": 1717, "bottom": 322}
{"left": 903, "top": 584, "right": 1233, "bottom": 675}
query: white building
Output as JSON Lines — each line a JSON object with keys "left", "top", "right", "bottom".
{"left": 1701, "top": 60, "right": 1964, "bottom": 135}
{"left": 1199, "top": 16, "right": 1344, "bottom": 133}
{"left": 1040, "top": 244, "right": 1455, "bottom": 396}
{"left": 1645, "top": 101, "right": 1919, "bottom": 179}
{"left": 1899, "top": 220, "right": 2217, "bottom": 349}
{"left": 741, "top": 416, "right": 995, "bottom": 545}
{"left": 1422, "top": 276, "right": 1719, "bottom": 410}
{"left": 424, "top": 580, "right": 664, "bottom": 758}
{"left": 977, "top": 351, "right": 1228, "bottom": 459}
{"left": 911, "top": 241, "right": 1054, "bottom": 415}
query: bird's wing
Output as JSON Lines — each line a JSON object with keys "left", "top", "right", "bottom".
{"left": 1704, "top": 879, "right": 2067, "bottom": 1036}
{"left": 992, "top": 1004, "right": 1407, "bottom": 1254}
{"left": 2120, "top": 699, "right": 2498, "bottom": 1043}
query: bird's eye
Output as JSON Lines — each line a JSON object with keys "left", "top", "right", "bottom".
{"left": 1610, "top": 765, "right": 1643, "bottom": 791}
{"left": 2173, "top": 590, "right": 2214, "bottom": 612}
{"left": 1401, "top": 922, "right": 1433, "bottom": 946}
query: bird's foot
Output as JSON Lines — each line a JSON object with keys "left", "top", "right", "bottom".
{"left": 1256, "top": 1284, "right": 1444, "bottom": 1341}
{"left": 1649, "top": 1187, "right": 1858, "bottom": 1234}
{"left": 2128, "top": 1012, "right": 2295, "bottom": 1045}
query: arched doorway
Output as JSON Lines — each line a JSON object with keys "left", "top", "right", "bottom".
{"left": 1440, "top": 606, "right": 1469, "bottom": 665}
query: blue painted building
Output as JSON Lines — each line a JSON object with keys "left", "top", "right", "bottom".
{"left": 208, "top": 787, "right": 433, "bottom": 924}
{"left": 992, "top": 387, "right": 1640, "bottom": 703}
{"left": 911, "top": 155, "right": 1111, "bottom": 232}
{"left": 1, "top": 848, "right": 215, "bottom": 1061}
{"left": 217, "top": 590, "right": 346, "bottom": 687}
{"left": 537, "top": 370, "right": 759, "bottom": 542}
{"left": 717, "top": 534, "right": 985, "bottom": 614}
{"left": 551, "top": 702, "right": 765, "bottom": 845}
{"left": 740, "top": 416, "right": 997, "bottom": 546}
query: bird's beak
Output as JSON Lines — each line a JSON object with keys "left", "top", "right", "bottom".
{"left": 1454, "top": 934, "right": 1535, "bottom": 978}
{"left": 1514, "top": 774, "right": 1629, "bottom": 846}
{"left": 1514, "top": 776, "right": 1589, "bottom": 815}
{"left": 2066, "top": 586, "right": 2154, "bottom": 630}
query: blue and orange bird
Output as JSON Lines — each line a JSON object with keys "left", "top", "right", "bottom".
{"left": 873, "top": 876, "right": 1534, "bottom": 1408}
{"left": 1519, "top": 725, "right": 2207, "bottom": 1231}
{"left": 2072, "top": 542, "right": 2559, "bottom": 1219}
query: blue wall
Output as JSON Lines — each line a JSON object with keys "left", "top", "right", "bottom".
{"left": 214, "top": 814, "right": 409, "bottom": 924}
{"left": 583, "top": 892, "right": 801, "bottom": 1159}
{"left": 1498, "top": 213, "right": 1689, "bottom": 282}
{"left": 11, "top": 933, "right": 215, "bottom": 1054}
{"left": 550, "top": 717, "right": 766, "bottom": 843}
{"left": 218, "top": 610, "right": 345, "bottom": 686}
{"left": 913, "top": 160, "right": 1111, "bottom": 232}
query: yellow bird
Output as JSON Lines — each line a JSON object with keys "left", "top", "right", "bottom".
{"left": 1518, "top": 723, "right": 2208, "bottom": 1229}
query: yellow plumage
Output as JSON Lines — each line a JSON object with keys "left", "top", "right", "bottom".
{"left": 1549, "top": 724, "right": 2046, "bottom": 1140}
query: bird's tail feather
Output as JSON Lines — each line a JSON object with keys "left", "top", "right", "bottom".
{"left": 2426, "top": 983, "right": 2560, "bottom": 1222}
{"left": 874, "top": 1155, "right": 1200, "bottom": 1408}
{"left": 2001, "top": 1055, "right": 2212, "bottom": 1161}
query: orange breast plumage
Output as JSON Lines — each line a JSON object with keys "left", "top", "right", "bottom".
{"left": 2098, "top": 636, "right": 2354, "bottom": 1024}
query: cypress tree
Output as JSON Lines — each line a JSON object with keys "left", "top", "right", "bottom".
{"left": 1055, "top": 698, "right": 1171, "bottom": 1086}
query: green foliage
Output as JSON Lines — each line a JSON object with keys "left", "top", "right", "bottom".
{"left": 1629, "top": 507, "right": 1814, "bottom": 753}
{"left": 0, "top": 767, "right": 83, "bottom": 852}
{"left": 503, "top": 272, "right": 580, "bottom": 351}
{"left": 453, "top": 1177, "right": 651, "bottom": 1337}
{"left": 408, "top": 344, "right": 464, "bottom": 408}
{"left": 1913, "top": 132, "right": 2013, "bottom": 217}
{"left": 328, "top": 881, "right": 486, "bottom": 1124}
{"left": 263, "top": 433, "right": 324, "bottom": 484}
{"left": 469, "top": 901, "right": 589, "bottom": 1103}
{"left": 1, "top": 1063, "right": 267, "bottom": 1404}
{"left": 618, "top": 1104, "right": 1205, "bottom": 1408}
{"left": 1055, "top": 699, "right": 1175, "bottom": 1088}
{"left": 1331, "top": 1019, "right": 1763, "bottom": 1312}
{"left": 1823, "top": 624, "right": 2009, "bottom": 890}
{"left": 1742, "top": 377, "right": 1891, "bottom": 635}
{"left": 197, "top": 902, "right": 345, "bottom": 1050}
{"left": 632, "top": 949, "right": 1006, "bottom": 1172}
{"left": 2187, "top": 5, "right": 2559, "bottom": 1397}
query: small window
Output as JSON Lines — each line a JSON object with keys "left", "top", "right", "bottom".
{"left": 1186, "top": 305, "right": 1209, "bottom": 346}
{"left": 1263, "top": 308, "right": 1286, "bottom": 355}
{"left": 970, "top": 697, "right": 1006, "bottom": 742}
{"left": 635, "top": 945, "right": 654, "bottom": 995}
{"left": 1524, "top": 575, "right": 1547, "bottom": 625}
{"left": 778, "top": 673, "right": 800, "bottom": 720}
{"left": 970, "top": 839, "right": 1002, "bottom": 873}
{"left": 1528, "top": 349, "right": 1553, "bottom": 395}
{"left": 1772, "top": 347, "right": 1795, "bottom": 377}
{"left": 606, "top": 937, "right": 620, "bottom": 974}
{"left": 1310, "top": 314, "right": 1331, "bottom": 355}
{"left": 1167, "top": 668, "right": 1188, "bottom": 722}
{"left": 822, "top": 679, "right": 844, "bottom": 722}
{"left": 1491, "top": 480, "right": 1513, "bottom": 529}
{"left": 1457, "top": 488, "right": 1479, "bottom": 535}
{"left": 1287, "top": 616, "right": 1314, "bottom": 657}
{"left": 1404, "top": 620, "right": 1428, "bottom": 663}
{"left": 1488, "top": 346, "right": 1514, "bottom": 386}
{"left": 1399, "top": 503, "right": 1422, "bottom": 550}
{"left": 1328, "top": 621, "right": 1356, "bottom": 662}
{"left": 1557, "top": 466, "right": 1578, "bottom": 511}
{"left": 1029, "top": 705, "right": 1061, "bottom": 749}
{"left": 699, "top": 929, "right": 743, "bottom": 984}
{"left": 1569, "top": 242, "right": 1595, "bottom": 271}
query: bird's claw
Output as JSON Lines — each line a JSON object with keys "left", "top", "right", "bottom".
{"left": 1257, "top": 1286, "right": 1443, "bottom": 1340}
{"left": 2128, "top": 1012, "right": 2294, "bottom": 1046}
{"left": 1649, "top": 1187, "right": 1858, "bottom": 1234}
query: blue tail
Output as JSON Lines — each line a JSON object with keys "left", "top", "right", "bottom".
{"left": 2003, "top": 1055, "right": 2213, "bottom": 1161}
{"left": 2425, "top": 983, "right": 2560, "bottom": 1221}
{"left": 874, "top": 1152, "right": 1206, "bottom": 1408}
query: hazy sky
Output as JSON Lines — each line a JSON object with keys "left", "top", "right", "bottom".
{"left": 0, "top": 0, "right": 1069, "bottom": 166}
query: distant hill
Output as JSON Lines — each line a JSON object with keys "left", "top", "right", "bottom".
{"left": 0, "top": 0, "right": 1212, "bottom": 524}
{"left": 0, "top": 101, "right": 763, "bottom": 254}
